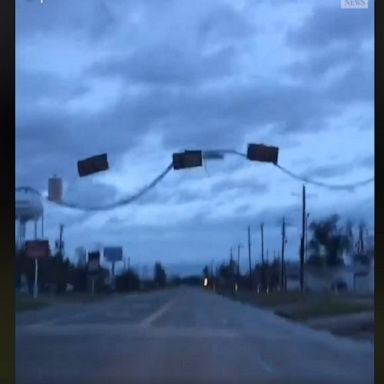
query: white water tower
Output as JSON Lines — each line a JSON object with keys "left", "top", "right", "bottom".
{"left": 15, "top": 187, "right": 44, "bottom": 248}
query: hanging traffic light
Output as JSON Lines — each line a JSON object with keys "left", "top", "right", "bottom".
{"left": 247, "top": 144, "right": 279, "bottom": 164}
{"left": 77, "top": 153, "right": 109, "bottom": 177}
{"left": 172, "top": 150, "right": 203, "bottom": 170}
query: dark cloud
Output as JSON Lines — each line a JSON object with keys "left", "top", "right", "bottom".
{"left": 285, "top": 4, "right": 373, "bottom": 103}
{"left": 286, "top": 42, "right": 357, "bottom": 80}
{"left": 15, "top": 0, "right": 374, "bottom": 269}
{"left": 17, "top": 66, "right": 344, "bottom": 192}
{"left": 302, "top": 163, "right": 352, "bottom": 179}
{"left": 323, "top": 53, "right": 373, "bottom": 103}
{"left": 286, "top": 5, "right": 373, "bottom": 49}
{"left": 16, "top": 0, "right": 119, "bottom": 43}
{"left": 65, "top": 179, "right": 120, "bottom": 208}
{"left": 197, "top": 4, "right": 254, "bottom": 46}
{"left": 210, "top": 178, "right": 269, "bottom": 196}
{"left": 302, "top": 156, "right": 374, "bottom": 179}
{"left": 91, "top": 44, "right": 237, "bottom": 86}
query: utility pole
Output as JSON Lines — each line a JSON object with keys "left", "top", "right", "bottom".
{"left": 305, "top": 213, "right": 310, "bottom": 261}
{"left": 261, "top": 223, "right": 264, "bottom": 292}
{"left": 248, "top": 226, "right": 252, "bottom": 290}
{"left": 281, "top": 217, "right": 286, "bottom": 291}
{"left": 237, "top": 244, "right": 242, "bottom": 287}
{"left": 59, "top": 224, "right": 64, "bottom": 257}
{"left": 300, "top": 184, "right": 306, "bottom": 293}
{"left": 266, "top": 248, "right": 269, "bottom": 292}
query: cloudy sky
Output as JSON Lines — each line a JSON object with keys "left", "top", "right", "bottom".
{"left": 16, "top": 0, "right": 374, "bottom": 276}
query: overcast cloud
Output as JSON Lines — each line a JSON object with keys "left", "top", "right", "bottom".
{"left": 16, "top": 0, "right": 374, "bottom": 276}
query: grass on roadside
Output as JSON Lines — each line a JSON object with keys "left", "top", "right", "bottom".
{"left": 217, "top": 289, "right": 373, "bottom": 320}
{"left": 218, "top": 289, "right": 315, "bottom": 308}
{"left": 16, "top": 297, "right": 50, "bottom": 312}
{"left": 275, "top": 300, "right": 373, "bottom": 321}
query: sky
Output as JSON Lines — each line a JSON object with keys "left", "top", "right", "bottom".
{"left": 15, "top": 0, "right": 374, "bottom": 277}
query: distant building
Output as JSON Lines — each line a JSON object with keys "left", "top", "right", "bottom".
{"left": 284, "top": 257, "right": 374, "bottom": 294}
{"left": 304, "top": 261, "right": 373, "bottom": 294}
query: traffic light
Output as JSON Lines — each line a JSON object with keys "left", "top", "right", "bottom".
{"left": 247, "top": 144, "right": 279, "bottom": 164}
{"left": 77, "top": 153, "right": 109, "bottom": 177}
{"left": 172, "top": 150, "right": 203, "bottom": 170}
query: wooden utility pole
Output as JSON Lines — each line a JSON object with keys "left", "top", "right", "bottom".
{"left": 248, "top": 226, "right": 252, "bottom": 289}
{"left": 300, "top": 184, "right": 306, "bottom": 293}
{"left": 260, "top": 223, "right": 264, "bottom": 291}
{"left": 281, "top": 217, "right": 286, "bottom": 291}
{"left": 58, "top": 224, "right": 64, "bottom": 257}
{"left": 237, "top": 244, "right": 242, "bottom": 283}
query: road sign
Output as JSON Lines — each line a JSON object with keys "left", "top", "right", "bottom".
{"left": 247, "top": 144, "right": 279, "bottom": 164}
{"left": 104, "top": 246, "right": 123, "bottom": 262}
{"left": 203, "top": 150, "right": 225, "bottom": 160}
{"left": 88, "top": 251, "right": 100, "bottom": 274}
{"left": 25, "top": 240, "right": 50, "bottom": 259}
{"left": 77, "top": 153, "right": 109, "bottom": 177}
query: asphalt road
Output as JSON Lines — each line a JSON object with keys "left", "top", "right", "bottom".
{"left": 16, "top": 287, "right": 373, "bottom": 384}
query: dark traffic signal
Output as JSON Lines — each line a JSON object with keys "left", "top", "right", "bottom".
{"left": 172, "top": 150, "right": 203, "bottom": 170}
{"left": 247, "top": 144, "right": 279, "bottom": 164}
{"left": 77, "top": 153, "right": 109, "bottom": 177}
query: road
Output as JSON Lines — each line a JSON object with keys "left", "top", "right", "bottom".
{"left": 16, "top": 287, "right": 373, "bottom": 384}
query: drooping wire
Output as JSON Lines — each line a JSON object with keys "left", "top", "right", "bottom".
{"left": 203, "top": 150, "right": 374, "bottom": 190}
{"left": 274, "top": 164, "right": 374, "bottom": 191}
{"left": 16, "top": 163, "right": 174, "bottom": 212}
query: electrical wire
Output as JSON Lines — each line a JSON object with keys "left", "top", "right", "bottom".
{"left": 16, "top": 163, "right": 174, "bottom": 212}
{"left": 274, "top": 164, "right": 374, "bottom": 191}
{"left": 16, "top": 150, "right": 375, "bottom": 213}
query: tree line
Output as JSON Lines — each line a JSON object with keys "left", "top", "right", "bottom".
{"left": 16, "top": 244, "right": 172, "bottom": 296}
{"left": 202, "top": 214, "right": 374, "bottom": 293}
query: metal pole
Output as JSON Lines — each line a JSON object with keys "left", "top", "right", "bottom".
{"left": 300, "top": 184, "right": 306, "bottom": 293}
{"left": 33, "top": 258, "right": 39, "bottom": 299}
{"left": 261, "top": 223, "right": 264, "bottom": 292}
{"left": 237, "top": 245, "right": 241, "bottom": 276}
{"left": 41, "top": 213, "right": 44, "bottom": 238}
{"left": 248, "top": 226, "right": 252, "bottom": 290}
{"left": 34, "top": 220, "right": 38, "bottom": 239}
{"left": 305, "top": 213, "right": 310, "bottom": 262}
{"left": 237, "top": 244, "right": 242, "bottom": 289}
{"left": 281, "top": 217, "right": 286, "bottom": 291}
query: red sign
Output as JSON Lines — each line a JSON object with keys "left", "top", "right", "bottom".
{"left": 25, "top": 240, "right": 50, "bottom": 259}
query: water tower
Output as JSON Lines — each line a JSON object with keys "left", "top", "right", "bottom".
{"left": 15, "top": 187, "right": 44, "bottom": 248}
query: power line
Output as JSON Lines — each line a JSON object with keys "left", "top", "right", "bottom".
{"left": 209, "top": 150, "right": 374, "bottom": 190}
{"left": 16, "top": 163, "right": 174, "bottom": 212}
{"left": 16, "top": 149, "right": 374, "bottom": 212}
{"left": 274, "top": 164, "right": 374, "bottom": 191}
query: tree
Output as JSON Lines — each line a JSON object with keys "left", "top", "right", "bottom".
{"left": 202, "top": 265, "right": 210, "bottom": 279}
{"left": 307, "top": 214, "right": 353, "bottom": 267}
{"left": 154, "top": 262, "right": 167, "bottom": 288}
{"left": 115, "top": 269, "right": 141, "bottom": 292}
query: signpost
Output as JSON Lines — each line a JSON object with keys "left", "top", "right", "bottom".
{"left": 25, "top": 240, "right": 50, "bottom": 299}
{"left": 88, "top": 251, "right": 100, "bottom": 296}
{"left": 104, "top": 247, "right": 123, "bottom": 290}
